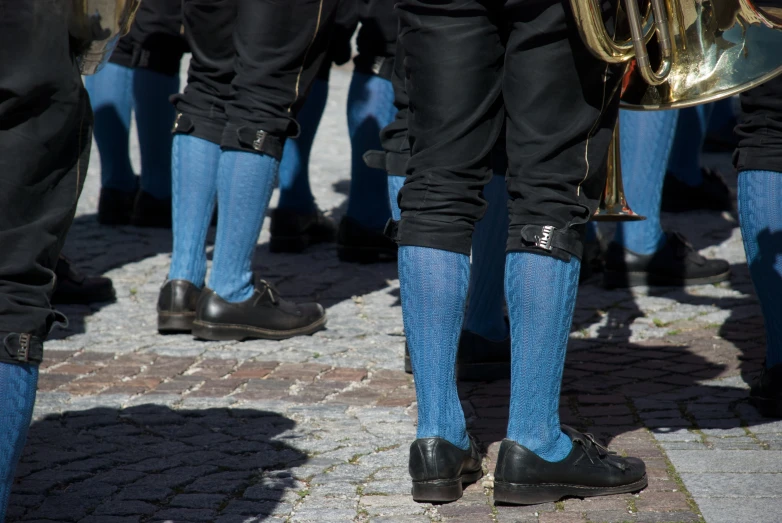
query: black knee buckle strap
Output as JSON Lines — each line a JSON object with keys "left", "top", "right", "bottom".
{"left": 1, "top": 333, "right": 44, "bottom": 365}
{"left": 172, "top": 112, "right": 194, "bottom": 134}
{"left": 384, "top": 219, "right": 399, "bottom": 243}
{"left": 363, "top": 150, "right": 386, "bottom": 171}
{"left": 520, "top": 225, "right": 583, "bottom": 260}
{"left": 236, "top": 128, "right": 283, "bottom": 159}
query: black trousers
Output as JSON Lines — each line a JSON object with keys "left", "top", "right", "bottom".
{"left": 734, "top": 74, "right": 782, "bottom": 173}
{"left": 172, "top": 0, "right": 339, "bottom": 159}
{"left": 0, "top": 1, "right": 92, "bottom": 365}
{"left": 395, "top": 0, "right": 622, "bottom": 259}
{"left": 109, "top": 0, "right": 189, "bottom": 77}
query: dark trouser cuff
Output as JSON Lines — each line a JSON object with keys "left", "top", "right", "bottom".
{"left": 172, "top": 112, "right": 224, "bottom": 146}
{"left": 220, "top": 124, "right": 285, "bottom": 161}
{"left": 353, "top": 55, "right": 395, "bottom": 81}
{"left": 397, "top": 217, "right": 473, "bottom": 256}
{"left": 507, "top": 224, "right": 584, "bottom": 262}
{"left": 0, "top": 333, "right": 44, "bottom": 366}
{"left": 110, "top": 39, "right": 185, "bottom": 77}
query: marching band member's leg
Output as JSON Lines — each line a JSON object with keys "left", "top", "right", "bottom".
{"left": 735, "top": 77, "right": 782, "bottom": 417}
{"left": 603, "top": 110, "right": 730, "bottom": 288}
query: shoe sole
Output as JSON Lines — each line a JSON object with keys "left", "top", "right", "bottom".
{"left": 269, "top": 234, "right": 334, "bottom": 254}
{"left": 158, "top": 312, "right": 195, "bottom": 334}
{"left": 404, "top": 355, "right": 510, "bottom": 382}
{"left": 412, "top": 469, "right": 483, "bottom": 503}
{"left": 749, "top": 396, "right": 782, "bottom": 418}
{"left": 191, "top": 315, "right": 327, "bottom": 341}
{"left": 603, "top": 269, "right": 731, "bottom": 289}
{"left": 494, "top": 474, "right": 649, "bottom": 505}
{"left": 338, "top": 245, "right": 397, "bottom": 264}
{"left": 493, "top": 474, "right": 647, "bottom": 505}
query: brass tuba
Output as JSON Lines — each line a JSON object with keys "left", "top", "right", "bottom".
{"left": 573, "top": 0, "right": 782, "bottom": 219}
{"left": 69, "top": 0, "right": 141, "bottom": 75}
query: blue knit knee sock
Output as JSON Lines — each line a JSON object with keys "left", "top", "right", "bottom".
{"left": 0, "top": 363, "right": 38, "bottom": 522}
{"left": 614, "top": 109, "right": 678, "bottom": 255}
{"left": 84, "top": 62, "right": 136, "bottom": 193}
{"left": 505, "top": 252, "right": 579, "bottom": 462}
{"left": 278, "top": 78, "right": 329, "bottom": 213}
{"left": 388, "top": 175, "right": 405, "bottom": 221}
{"left": 666, "top": 105, "right": 713, "bottom": 187}
{"left": 464, "top": 175, "right": 510, "bottom": 341}
{"left": 738, "top": 170, "right": 782, "bottom": 368}
{"left": 400, "top": 246, "right": 470, "bottom": 450}
{"left": 346, "top": 72, "right": 398, "bottom": 231}
{"left": 208, "top": 151, "right": 279, "bottom": 303}
{"left": 168, "top": 134, "right": 221, "bottom": 286}
{"left": 134, "top": 69, "right": 180, "bottom": 200}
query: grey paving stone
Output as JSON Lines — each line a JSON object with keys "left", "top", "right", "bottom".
{"left": 679, "top": 472, "right": 782, "bottom": 497}
{"left": 152, "top": 508, "right": 219, "bottom": 522}
{"left": 666, "top": 450, "right": 782, "bottom": 473}
{"left": 696, "top": 497, "right": 782, "bottom": 523}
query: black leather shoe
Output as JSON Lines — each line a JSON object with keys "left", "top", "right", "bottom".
{"left": 661, "top": 167, "right": 734, "bottom": 213}
{"left": 157, "top": 280, "right": 201, "bottom": 334}
{"left": 192, "top": 279, "right": 326, "bottom": 341}
{"left": 404, "top": 330, "right": 511, "bottom": 381}
{"left": 337, "top": 217, "right": 398, "bottom": 263}
{"left": 269, "top": 208, "right": 337, "bottom": 253}
{"left": 603, "top": 232, "right": 730, "bottom": 288}
{"left": 493, "top": 427, "right": 647, "bottom": 505}
{"left": 98, "top": 188, "right": 135, "bottom": 225}
{"left": 409, "top": 435, "right": 483, "bottom": 503}
{"left": 130, "top": 191, "right": 172, "bottom": 228}
{"left": 750, "top": 364, "right": 782, "bottom": 418}
{"left": 52, "top": 256, "right": 116, "bottom": 305}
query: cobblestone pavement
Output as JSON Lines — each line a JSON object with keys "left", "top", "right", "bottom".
{"left": 6, "top": 65, "right": 782, "bottom": 523}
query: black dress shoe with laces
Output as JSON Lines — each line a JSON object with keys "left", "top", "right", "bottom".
{"left": 661, "top": 167, "right": 734, "bottom": 213}
{"left": 337, "top": 217, "right": 398, "bottom": 263}
{"left": 493, "top": 426, "right": 647, "bottom": 505}
{"left": 603, "top": 232, "right": 730, "bottom": 288}
{"left": 191, "top": 279, "right": 326, "bottom": 341}
{"left": 269, "top": 208, "right": 337, "bottom": 253}
{"left": 409, "top": 435, "right": 483, "bottom": 503}
{"left": 157, "top": 280, "right": 201, "bottom": 334}
{"left": 750, "top": 364, "right": 782, "bottom": 418}
{"left": 404, "top": 330, "right": 510, "bottom": 381}
{"left": 52, "top": 256, "right": 116, "bottom": 305}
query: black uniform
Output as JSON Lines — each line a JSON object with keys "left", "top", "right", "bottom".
{"left": 172, "top": 0, "right": 342, "bottom": 159}
{"left": 393, "top": 0, "right": 622, "bottom": 261}
{"left": 0, "top": 1, "right": 93, "bottom": 365}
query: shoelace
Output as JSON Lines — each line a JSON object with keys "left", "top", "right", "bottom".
{"left": 255, "top": 279, "right": 280, "bottom": 306}
{"left": 577, "top": 433, "right": 626, "bottom": 470}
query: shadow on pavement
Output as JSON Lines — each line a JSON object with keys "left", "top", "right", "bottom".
{"left": 7, "top": 405, "right": 306, "bottom": 522}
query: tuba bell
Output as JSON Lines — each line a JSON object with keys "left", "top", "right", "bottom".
{"left": 573, "top": 0, "right": 782, "bottom": 219}
{"left": 69, "top": 0, "right": 141, "bottom": 75}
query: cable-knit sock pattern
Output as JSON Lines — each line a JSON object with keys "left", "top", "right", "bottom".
{"left": 278, "top": 78, "right": 329, "bottom": 214}
{"left": 209, "top": 151, "right": 279, "bottom": 303}
{"left": 505, "top": 252, "right": 579, "bottom": 462}
{"left": 399, "top": 246, "right": 470, "bottom": 450}
{"left": 614, "top": 109, "right": 678, "bottom": 255}
{"left": 464, "top": 175, "right": 510, "bottom": 341}
{"left": 0, "top": 363, "right": 38, "bottom": 521}
{"left": 345, "top": 72, "right": 398, "bottom": 232}
{"left": 168, "top": 134, "right": 220, "bottom": 287}
{"left": 738, "top": 170, "right": 782, "bottom": 368}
